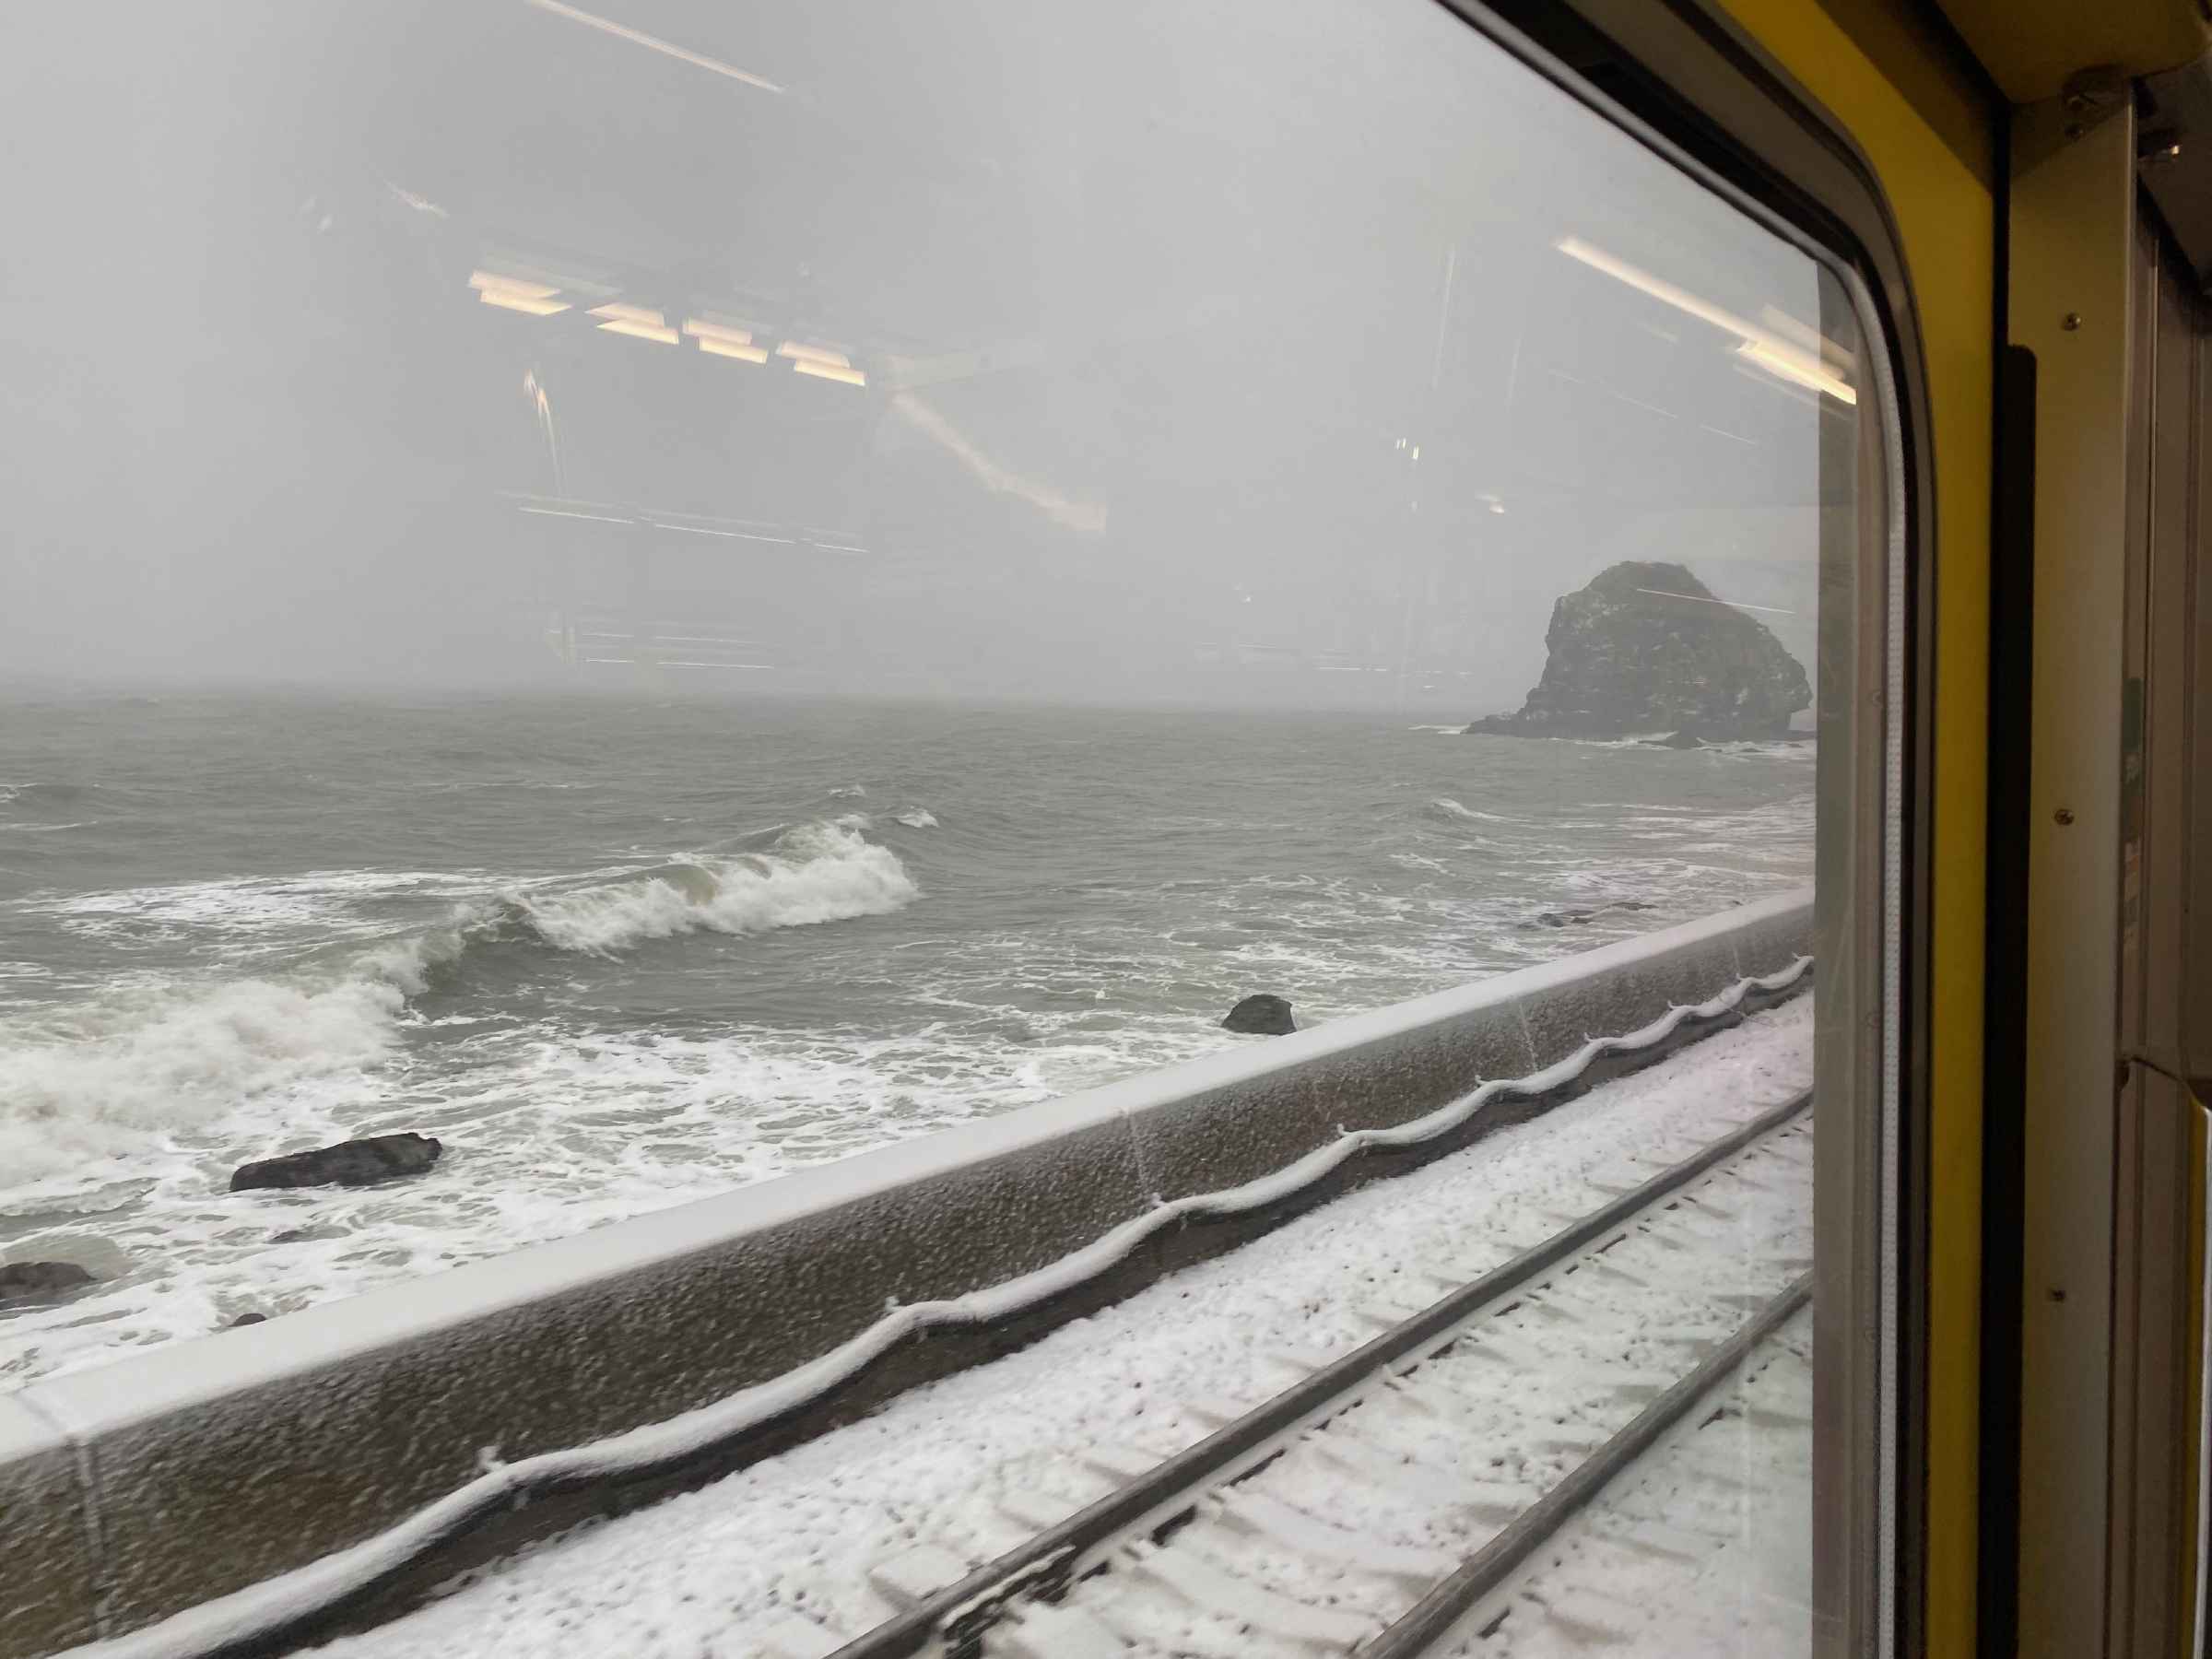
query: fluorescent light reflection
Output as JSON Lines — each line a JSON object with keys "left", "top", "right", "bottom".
{"left": 520, "top": 507, "right": 630, "bottom": 524}
{"left": 470, "top": 272, "right": 560, "bottom": 300}
{"left": 599, "top": 318, "right": 680, "bottom": 345}
{"left": 792, "top": 359, "right": 866, "bottom": 386}
{"left": 1633, "top": 585, "right": 1795, "bottom": 616}
{"left": 1735, "top": 340, "right": 1857, "bottom": 405}
{"left": 590, "top": 302, "right": 666, "bottom": 325}
{"left": 1554, "top": 236, "right": 1856, "bottom": 406}
{"left": 684, "top": 319, "right": 753, "bottom": 345}
{"left": 698, "top": 337, "right": 769, "bottom": 363}
{"left": 521, "top": 0, "right": 784, "bottom": 95}
{"left": 479, "top": 290, "right": 571, "bottom": 316}
{"left": 472, "top": 269, "right": 570, "bottom": 316}
{"left": 778, "top": 342, "right": 852, "bottom": 369}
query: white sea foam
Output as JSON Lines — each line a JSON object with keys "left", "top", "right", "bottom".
{"left": 25, "top": 871, "right": 492, "bottom": 944}
{"left": 893, "top": 807, "right": 939, "bottom": 829}
{"left": 1430, "top": 796, "right": 1513, "bottom": 824}
{"left": 0, "top": 975, "right": 407, "bottom": 1182}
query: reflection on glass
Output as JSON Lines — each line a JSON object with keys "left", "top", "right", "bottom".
{"left": 0, "top": 1, "right": 1854, "bottom": 1647}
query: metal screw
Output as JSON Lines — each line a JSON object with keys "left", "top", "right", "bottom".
{"left": 2054, "top": 807, "right": 2076, "bottom": 825}
{"left": 2062, "top": 313, "right": 2083, "bottom": 331}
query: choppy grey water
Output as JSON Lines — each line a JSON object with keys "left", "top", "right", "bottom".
{"left": 0, "top": 689, "right": 1811, "bottom": 1386}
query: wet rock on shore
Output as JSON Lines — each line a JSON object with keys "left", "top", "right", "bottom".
{"left": 1222, "top": 994, "right": 1297, "bottom": 1035}
{"left": 231, "top": 1133, "right": 443, "bottom": 1192}
{"left": 0, "top": 1261, "right": 97, "bottom": 1302}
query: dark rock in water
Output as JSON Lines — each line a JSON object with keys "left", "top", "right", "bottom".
{"left": 231, "top": 1133, "right": 443, "bottom": 1192}
{"left": 1222, "top": 994, "right": 1296, "bottom": 1035}
{"left": 1465, "top": 562, "right": 1809, "bottom": 741}
{"left": 1524, "top": 899, "right": 1657, "bottom": 931}
{"left": 229, "top": 1312, "right": 268, "bottom": 1327}
{"left": 1642, "top": 728, "right": 1705, "bottom": 749}
{"left": 0, "top": 1261, "right": 96, "bottom": 1302}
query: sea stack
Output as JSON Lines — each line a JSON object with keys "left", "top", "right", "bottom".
{"left": 1465, "top": 561, "right": 1809, "bottom": 741}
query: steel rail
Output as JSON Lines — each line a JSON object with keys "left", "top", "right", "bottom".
{"left": 1361, "top": 1270, "right": 1814, "bottom": 1656}
{"left": 824, "top": 1087, "right": 1814, "bottom": 1659}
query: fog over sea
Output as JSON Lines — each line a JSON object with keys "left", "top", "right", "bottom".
{"left": 0, "top": 689, "right": 1811, "bottom": 1386}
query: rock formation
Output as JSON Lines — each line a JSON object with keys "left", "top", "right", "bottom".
{"left": 1465, "top": 561, "right": 1809, "bottom": 740}
{"left": 231, "top": 1132, "right": 443, "bottom": 1192}
{"left": 0, "top": 1261, "right": 96, "bottom": 1302}
{"left": 1222, "top": 994, "right": 1297, "bottom": 1035}
{"left": 1523, "top": 900, "right": 1657, "bottom": 930}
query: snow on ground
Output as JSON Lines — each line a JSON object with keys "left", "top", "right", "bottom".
{"left": 312, "top": 994, "right": 1813, "bottom": 1659}
{"left": 1446, "top": 1305, "right": 1814, "bottom": 1658}
{"left": 1041, "top": 1110, "right": 1809, "bottom": 1656}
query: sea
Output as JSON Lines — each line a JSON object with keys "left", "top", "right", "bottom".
{"left": 0, "top": 689, "right": 1813, "bottom": 1388}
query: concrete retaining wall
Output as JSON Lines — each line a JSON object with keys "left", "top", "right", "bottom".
{"left": 1, "top": 891, "right": 1811, "bottom": 1658}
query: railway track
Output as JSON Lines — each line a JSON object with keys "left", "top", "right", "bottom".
{"left": 757, "top": 1089, "right": 1814, "bottom": 1658}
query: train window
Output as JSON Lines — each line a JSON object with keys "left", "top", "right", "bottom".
{"left": 0, "top": 1, "right": 1894, "bottom": 1653}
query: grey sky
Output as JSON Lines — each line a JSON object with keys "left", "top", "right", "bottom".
{"left": 0, "top": 0, "right": 1841, "bottom": 711}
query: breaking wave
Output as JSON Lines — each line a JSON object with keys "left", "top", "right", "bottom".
{"left": 495, "top": 822, "right": 917, "bottom": 956}
{"left": 0, "top": 976, "right": 407, "bottom": 1182}
{"left": 0, "top": 819, "right": 919, "bottom": 1182}
{"left": 893, "top": 807, "right": 940, "bottom": 829}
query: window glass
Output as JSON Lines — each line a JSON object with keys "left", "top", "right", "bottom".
{"left": 1, "top": 3, "right": 1864, "bottom": 1646}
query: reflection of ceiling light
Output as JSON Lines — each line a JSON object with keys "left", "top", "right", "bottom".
{"left": 1557, "top": 236, "right": 1752, "bottom": 341}
{"left": 1488, "top": 500, "right": 1507, "bottom": 514}
{"left": 470, "top": 271, "right": 561, "bottom": 300}
{"left": 591, "top": 302, "right": 666, "bottom": 326}
{"left": 778, "top": 342, "right": 852, "bottom": 369}
{"left": 473, "top": 269, "right": 569, "bottom": 316}
{"left": 683, "top": 319, "right": 754, "bottom": 346}
{"left": 1634, "top": 585, "right": 1795, "bottom": 615}
{"left": 792, "top": 359, "right": 866, "bottom": 387}
{"left": 598, "top": 318, "right": 679, "bottom": 345}
{"left": 1735, "top": 340, "right": 1857, "bottom": 405}
{"left": 1555, "top": 235, "right": 1857, "bottom": 406}
{"left": 480, "top": 290, "right": 571, "bottom": 316}
{"left": 520, "top": 506, "right": 630, "bottom": 524}
{"left": 523, "top": 0, "right": 784, "bottom": 95}
{"left": 1759, "top": 303, "right": 1854, "bottom": 374}
{"left": 698, "top": 337, "right": 770, "bottom": 363}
